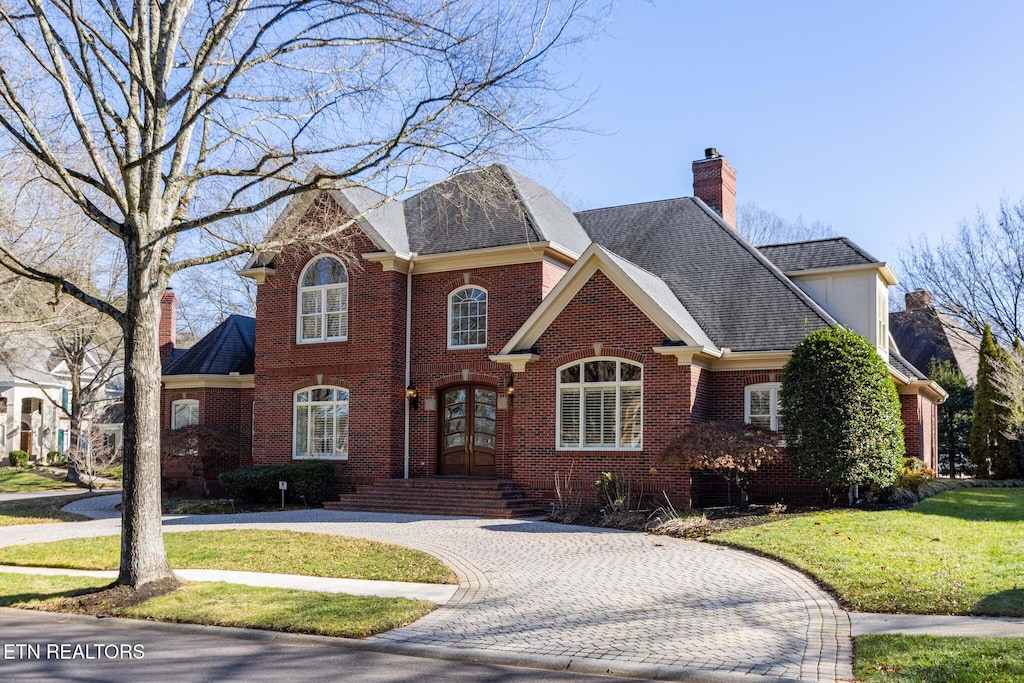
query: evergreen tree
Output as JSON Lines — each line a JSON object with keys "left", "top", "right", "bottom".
{"left": 927, "top": 359, "right": 973, "bottom": 477}
{"left": 970, "top": 324, "right": 1013, "bottom": 477}
{"left": 781, "top": 327, "right": 904, "bottom": 502}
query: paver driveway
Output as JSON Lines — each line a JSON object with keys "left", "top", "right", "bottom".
{"left": 2, "top": 500, "right": 852, "bottom": 682}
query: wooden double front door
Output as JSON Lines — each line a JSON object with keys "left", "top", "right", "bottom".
{"left": 438, "top": 384, "right": 497, "bottom": 477}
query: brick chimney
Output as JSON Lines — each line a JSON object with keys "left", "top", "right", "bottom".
{"left": 905, "top": 290, "right": 933, "bottom": 311}
{"left": 692, "top": 147, "right": 737, "bottom": 228}
{"left": 159, "top": 288, "right": 178, "bottom": 369}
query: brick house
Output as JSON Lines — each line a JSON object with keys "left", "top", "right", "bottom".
{"left": 160, "top": 148, "right": 946, "bottom": 511}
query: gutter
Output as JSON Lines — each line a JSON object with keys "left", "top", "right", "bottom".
{"left": 403, "top": 253, "right": 416, "bottom": 479}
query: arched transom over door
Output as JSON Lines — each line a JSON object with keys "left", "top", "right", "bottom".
{"left": 438, "top": 384, "right": 497, "bottom": 477}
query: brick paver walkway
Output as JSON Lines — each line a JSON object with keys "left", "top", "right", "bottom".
{"left": 2, "top": 498, "right": 852, "bottom": 682}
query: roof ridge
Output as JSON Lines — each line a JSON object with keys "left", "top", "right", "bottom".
{"left": 495, "top": 164, "right": 544, "bottom": 245}
{"left": 689, "top": 197, "right": 839, "bottom": 331}
{"left": 575, "top": 196, "right": 695, "bottom": 215}
{"left": 757, "top": 236, "right": 848, "bottom": 249}
{"left": 838, "top": 236, "right": 879, "bottom": 263}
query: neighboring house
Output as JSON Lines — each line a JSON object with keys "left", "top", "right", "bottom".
{"left": 160, "top": 148, "right": 946, "bottom": 508}
{"left": 0, "top": 338, "right": 123, "bottom": 464}
{"left": 890, "top": 290, "right": 980, "bottom": 385}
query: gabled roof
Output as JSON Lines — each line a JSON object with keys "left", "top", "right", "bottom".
{"left": 500, "top": 243, "right": 716, "bottom": 354}
{"left": 888, "top": 346, "right": 929, "bottom": 381}
{"left": 757, "top": 237, "right": 878, "bottom": 272}
{"left": 890, "top": 307, "right": 980, "bottom": 384}
{"left": 163, "top": 315, "right": 255, "bottom": 376}
{"left": 575, "top": 197, "right": 838, "bottom": 352}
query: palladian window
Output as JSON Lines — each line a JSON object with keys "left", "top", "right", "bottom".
{"left": 294, "top": 386, "right": 349, "bottom": 460}
{"left": 448, "top": 286, "right": 487, "bottom": 348}
{"left": 297, "top": 256, "right": 348, "bottom": 343}
{"left": 558, "top": 359, "right": 642, "bottom": 450}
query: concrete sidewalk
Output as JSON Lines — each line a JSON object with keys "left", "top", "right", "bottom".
{"left": 0, "top": 564, "right": 458, "bottom": 604}
{"left": 0, "top": 487, "right": 119, "bottom": 502}
{"left": 852, "top": 612, "right": 1024, "bottom": 638}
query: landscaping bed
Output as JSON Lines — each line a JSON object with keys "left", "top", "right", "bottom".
{"left": 712, "top": 488, "right": 1024, "bottom": 616}
{"left": 0, "top": 529, "right": 458, "bottom": 584}
{"left": 0, "top": 573, "right": 434, "bottom": 638}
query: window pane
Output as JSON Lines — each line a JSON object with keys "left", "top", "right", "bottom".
{"left": 326, "top": 286, "right": 346, "bottom": 312}
{"left": 295, "top": 405, "right": 309, "bottom": 455}
{"left": 560, "top": 389, "right": 580, "bottom": 447}
{"left": 584, "top": 360, "right": 616, "bottom": 383}
{"left": 311, "top": 388, "right": 332, "bottom": 402}
{"left": 620, "top": 386, "right": 642, "bottom": 447}
{"left": 750, "top": 416, "right": 771, "bottom": 428}
{"left": 620, "top": 362, "right": 642, "bottom": 382}
{"left": 584, "top": 387, "right": 615, "bottom": 446}
{"left": 560, "top": 364, "right": 580, "bottom": 384}
{"left": 303, "top": 257, "right": 347, "bottom": 287}
{"left": 326, "top": 313, "right": 344, "bottom": 339}
{"left": 301, "top": 290, "right": 321, "bottom": 314}
{"left": 335, "top": 404, "right": 349, "bottom": 454}
{"left": 302, "top": 315, "right": 322, "bottom": 340}
{"left": 749, "top": 389, "right": 771, "bottom": 417}
{"left": 296, "top": 391, "right": 309, "bottom": 402}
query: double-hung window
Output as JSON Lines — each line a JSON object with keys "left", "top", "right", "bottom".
{"left": 558, "top": 359, "right": 642, "bottom": 450}
{"left": 298, "top": 256, "right": 348, "bottom": 343}
{"left": 745, "top": 383, "right": 783, "bottom": 432}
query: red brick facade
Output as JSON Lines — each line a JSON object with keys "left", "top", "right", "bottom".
{"left": 901, "top": 392, "right": 938, "bottom": 471}
{"left": 160, "top": 193, "right": 942, "bottom": 506}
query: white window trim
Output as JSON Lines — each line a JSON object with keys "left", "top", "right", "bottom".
{"left": 170, "top": 399, "right": 200, "bottom": 430}
{"left": 556, "top": 357, "right": 643, "bottom": 451}
{"left": 296, "top": 255, "right": 349, "bottom": 345}
{"left": 744, "top": 382, "right": 782, "bottom": 432}
{"left": 447, "top": 285, "right": 488, "bottom": 350}
{"left": 292, "top": 385, "right": 350, "bottom": 461}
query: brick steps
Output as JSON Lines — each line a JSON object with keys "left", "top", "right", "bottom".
{"left": 324, "top": 478, "right": 546, "bottom": 518}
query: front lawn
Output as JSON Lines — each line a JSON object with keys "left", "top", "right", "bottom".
{"left": 0, "top": 494, "right": 95, "bottom": 526}
{"left": 855, "top": 635, "right": 1024, "bottom": 682}
{"left": 713, "top": 488, "right": 1024, "bottom": 615}
{"left": 0, "top": 529, "right": 458, "bottom": 584}
{"left": 0, "top": 467, "right": 74, "bottom": 493}
{"left": 0, "top": 573, "right": 433, "bottom": 638}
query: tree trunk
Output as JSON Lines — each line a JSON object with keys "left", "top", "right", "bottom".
{"left": 117, "top": 259, "right": 172, "bottom": 587}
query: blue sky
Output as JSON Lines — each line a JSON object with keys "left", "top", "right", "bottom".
{"left": 517, "top": 1, "right": 1024, "bottom": 266}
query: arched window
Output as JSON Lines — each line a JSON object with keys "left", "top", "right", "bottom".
{"left": 171, "top": 399, "right": 199, "bottom": 430}
{"left": 448, "top": 286, "right": 487, "bottom": 348}
{"left": 297, "top": 256, "right": 348, "bottom": 343}
{"left": 294, "top": 386, "right": 349, "bottom": 459}
{"left": 557, "top": 358, "right": 642, "bottom": 450}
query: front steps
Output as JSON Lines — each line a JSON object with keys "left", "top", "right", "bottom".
{"left": 323, "top": 478, "right": 547, "bottom": 518}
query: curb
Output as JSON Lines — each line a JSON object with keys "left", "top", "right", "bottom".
{"left": 0, "top": 607, "right": 814, "bottom": 682}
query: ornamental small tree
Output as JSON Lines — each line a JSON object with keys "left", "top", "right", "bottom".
{"left": 661, "top": 421, "right": 783, "bottom": 509}
{"left": 780, "top": 327, "right": 904, "bottom": 502}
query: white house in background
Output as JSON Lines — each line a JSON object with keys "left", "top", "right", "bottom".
{"left": 0, "top": 337, "right": 123, "bottom": 464}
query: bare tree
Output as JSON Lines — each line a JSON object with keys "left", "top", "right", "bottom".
{"left": 0, "top": 0, "right": 608, "bottom": 587}
{"left": 901, "top": 198, "right": 1024, "bottom": 344}
{"left": 66, "top": 421, "right": 122, "bottom": 492}
{"left": 737, "top": 202, "right": 835, "bottom": 246}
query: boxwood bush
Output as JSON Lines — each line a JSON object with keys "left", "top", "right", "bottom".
{"left": 218, "top": 461, "right": 334, "bottom": 505}
{"left": 8, "top": 450, "right": 30, "bottom": 468}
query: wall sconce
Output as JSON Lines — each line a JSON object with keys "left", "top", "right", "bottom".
{"left": 406, "top": 385, "right": 419, "bottom": 409}
{"left": 506, "top": 377, "right": 516, "bottom": 398}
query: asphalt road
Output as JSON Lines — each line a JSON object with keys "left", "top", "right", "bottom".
{"left": 0, "top": 610, "right": 649, "bottom": 683}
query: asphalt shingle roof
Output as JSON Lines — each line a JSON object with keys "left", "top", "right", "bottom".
{"left": 891, "top": 308, "right": 979, "bottom": 384}
{"left": 888, "top": 346, "right": 929, "bottom": 381}
{"left": 575, "top": 197, "right": 837, "bottom": 352}
{"left": 757, "top": 237, "right": 878, "bottom": 272}
{"left": 163, "top": 315, "right": 255, "bottom": 375}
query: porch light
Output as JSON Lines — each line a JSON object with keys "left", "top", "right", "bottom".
{"left": 506, "top": 377, "right": 515, "bottom": 398}
{"left": 406, "top": 385, "right": 419, "bottom": 409}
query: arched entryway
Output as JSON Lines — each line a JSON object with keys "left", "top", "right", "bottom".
{"left": 19, "top": 420, "right": 31, "bottom": 455}
{"left": 437, "top": 384, "right": 497, "bottom": 477}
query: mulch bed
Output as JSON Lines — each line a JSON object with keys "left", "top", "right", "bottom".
{"left": 550, "top": 503, "right": 824, "bottom": 537}
{"left": 40, "top": 578, "right": 181, "bottom": 616}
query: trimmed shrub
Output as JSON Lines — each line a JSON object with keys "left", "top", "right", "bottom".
{"left": 217, "top": 461, "right": 334, "bottom": 505}
{"left": 8, "top": 450, "right": 30, "bottom": 468}
{"left": 781, "top": 327, "right": 904, "bottom": 500}
{"left": 46, "top": 450, "right": 62, "bottom": 464}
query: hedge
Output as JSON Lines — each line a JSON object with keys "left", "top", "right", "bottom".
{"left": 217, "top": 461, "right": 334, "bottom": 505}
{"left": 8, "top": 450, "right": 30, "bottom": 468}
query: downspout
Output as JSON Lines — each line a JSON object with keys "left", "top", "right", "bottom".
{"left": 404, "top": 253, "right": 416, "bottom": 479}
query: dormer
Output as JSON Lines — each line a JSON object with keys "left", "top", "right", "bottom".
{"left": 758, "top": 237, "right": 897, "bottom": 361}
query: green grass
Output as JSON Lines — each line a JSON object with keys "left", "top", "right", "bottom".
{"left": 0, "top": 529, "right": 457, "bottom": 584}
{"left": 0, "top": 494, "right": 92, "bottom": 526}
{"left": 0, "top": 573, "right": 434, "bottom": 638}
{"left": 855, "top": 635, "right": 1024, "bottom": 682}
{"left": 713, "top": 488, "right": 1024, "bottom": 615}
{"left": 0, "top": 467, "right": 74, "bottom": 492}
{"left": 99, "top": 465, "right": 123, "bottom": 480}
